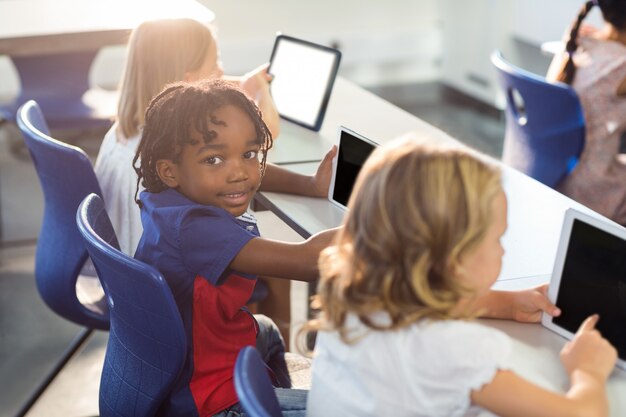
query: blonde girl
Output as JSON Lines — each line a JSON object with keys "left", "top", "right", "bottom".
{"left": 306, "top": 138, "right": 617, "bottom": 417}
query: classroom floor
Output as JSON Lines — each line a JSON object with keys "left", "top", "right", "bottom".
{"left": 0, "top": 81, "right": 504, "bottom": 417}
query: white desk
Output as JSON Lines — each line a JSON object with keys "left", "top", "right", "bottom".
{"left": 259, "top": 162, "right": 605, "bottom": 281}
{"left": 260, "top": 78, "right": 626, "bottom": 415}
{"left": 491, "top": 274, "right": 626, "bottom": 412}
{"left": 264, "top": 76, "right": 606, "bottom": 281}
{"left": 268, "top": 77, "right": 452, "bottom": 165}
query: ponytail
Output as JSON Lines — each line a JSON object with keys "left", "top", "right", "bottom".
{"left": 555, "top": 1, "right": 595, "bottom": 85}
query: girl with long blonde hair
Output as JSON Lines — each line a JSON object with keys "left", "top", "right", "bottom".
{"left": 306, "top": 138, "right": 616, "bottom": 417}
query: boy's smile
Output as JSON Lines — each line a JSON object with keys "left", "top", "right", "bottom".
{"left": 157, "top": 104, "right": 262, "bottom": 217}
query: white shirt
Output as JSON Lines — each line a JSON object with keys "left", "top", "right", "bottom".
{"left": 94, "top": 123, "right": 143, "bottom": 256}
{"left": 307, "top": 314, "right": 511, "bottom": 417}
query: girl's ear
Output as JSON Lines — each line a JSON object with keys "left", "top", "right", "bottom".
{"left": 156, "top": 159, "right": 180, "bottom": 188}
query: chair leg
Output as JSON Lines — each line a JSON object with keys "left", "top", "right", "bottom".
{"left": 13, "top": 327, "right": 93, "bottom": 417}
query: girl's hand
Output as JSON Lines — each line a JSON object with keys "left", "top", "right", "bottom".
{"left": 476, "top": 285, "right": 560, "bottom": 322}
{"left": 509, "top": 284, "right": 561, "bottom": 323}
{"left": 308, "top": 146, "right": 337, "bottom": 198}
{"left": 240, "top": 63, "right": 272, "bottom": 101}
{"left": 560, "top": 314, "right": 617, "bottom": 380}
{"left": 239, "top": 63, "right": 280, "bottom": 138}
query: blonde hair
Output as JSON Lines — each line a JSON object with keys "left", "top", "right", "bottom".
{"left": 117, "top": 18, "right": 215, "bottom": 138}
{"left": 309, "top": 138, "right": 502, "bottom": 344}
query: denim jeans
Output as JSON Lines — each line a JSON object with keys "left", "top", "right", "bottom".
{"left": 214, "top": 389, "right": 308, "bottom": 417}
{"left": 212, "top": 314, "right": 308, "bottom": 417}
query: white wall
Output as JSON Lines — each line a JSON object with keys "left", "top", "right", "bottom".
{"left": 200, "top": 0, "right": 442, "bottom": 85}
{"left": 439, "top": 0, "right": 515, "bottom": 105}
{"left": 438, "top": 0, "right": 606, "bottom": 107}
{"left": 0, "top": 0, "right": 442, "bottom": 102}
{"left": 1, "top": 0, "right": 595, "bottom": 108}
{"left": 513, "top": 0, "right": 603, "bottom": 46}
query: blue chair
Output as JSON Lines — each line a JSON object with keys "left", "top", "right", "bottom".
{"left": 234, "top": 346, "right": 283, "bottom": 417}
{"left": 491, "top": 50, "right": 585, "bottom": 188}
{"left": 0, "top": 52, "right": 117, "bottom": 130}
{"left": 77, "top": 193, "right": 187, "bottom": 417}
{"left": 16, "top": 100, "right": 109, "bottom": 330}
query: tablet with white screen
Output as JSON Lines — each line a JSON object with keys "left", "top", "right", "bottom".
{"left": 328, "top": 126, "right": 378, "bottom": 210}
{"left": 267, "top": 34, "right": 341, "bottom": 131}
{"left": 542, "top": 208, "right": 626, "bottom": 370}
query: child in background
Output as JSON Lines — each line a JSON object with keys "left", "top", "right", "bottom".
{"left": 306, "top": 138, "right": 617, "bottom": 417}
{"left": 547, "top": 0, "right": 626, "bottom": 224}
{"left": 134, "top": 79, "right": 335, "bottom": 417}
{"left": 95, "top": 18, "right": 335, "bottom": 255}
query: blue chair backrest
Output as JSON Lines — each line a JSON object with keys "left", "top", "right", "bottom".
{"left": 77, "top": 193, "right": 187, "bottom": 417}
{"left": 16, "top": 100, "right": 109, "bottom": 330}
{"left": 234, "top": 346, "right": 283, "bottom": 417}
{"left": 491, "top": 50, "right": 585, "bottom": 188}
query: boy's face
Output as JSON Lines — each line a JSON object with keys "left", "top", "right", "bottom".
{"left": 157, "top": 104, "right": 262, "bottom": 217}
{"left": 456, "top": 189, "right": 508, "bottom": 295}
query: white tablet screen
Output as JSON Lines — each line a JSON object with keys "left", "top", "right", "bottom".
{"left": 553, "top": 218, "right": 626, "bottom": 359}
{"left": 268, "top": 35, "right": 341, "bottom": 131}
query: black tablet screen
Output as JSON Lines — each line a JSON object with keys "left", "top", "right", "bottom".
{"left": 331, "top": 130, "right": 376, "bottom": 207}
{"left": 553, "top": 219, "right": 626, "bottom": 358}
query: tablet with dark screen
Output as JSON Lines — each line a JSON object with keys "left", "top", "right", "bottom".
{"left": 542, "top": 209, "right": 626, "bottom": 370}
{"left": 328, "top": 126, "right": 378, "bottom": 210}
{"left": 267, "top": 34, "right": 341, "bottom": 131}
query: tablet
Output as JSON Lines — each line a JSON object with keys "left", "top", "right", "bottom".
{"left": 328, "top": 126, "right": 378, "bottom": 210}
{"left": 268, "top": 34, "right": 341, "bottom": 131}
{"left": 542, "top": 208, "right": 626, "bottom": 371}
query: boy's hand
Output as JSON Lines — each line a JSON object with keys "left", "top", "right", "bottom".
{"left": 560, "top": 314, "right": 617, "bottom": 380}
{"left": 509, "top": 284, "right": 561, "bottom": 323}
{"left": 308, "top": 146, "right": 337, "bottom": 198}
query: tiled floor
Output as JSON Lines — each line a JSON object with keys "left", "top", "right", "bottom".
{"left": 0, "top": 81, "right": 504, "bottom": 417}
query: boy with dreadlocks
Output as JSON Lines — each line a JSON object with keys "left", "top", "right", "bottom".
{"left": 133, "top": 79, "right": 335, "bottom": 417}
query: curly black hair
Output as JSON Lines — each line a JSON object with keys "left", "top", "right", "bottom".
{"left": 132, "top": 79, "right": 273, "bottom": 205}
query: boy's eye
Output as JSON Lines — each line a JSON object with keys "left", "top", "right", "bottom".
{"left": 244, "top": 150, "right": 259, "bottom": 160}
{"left": 203, "top": 156, "right": 223, "bottom": 165}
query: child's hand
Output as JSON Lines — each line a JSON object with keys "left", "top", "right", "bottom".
{"left": 239, "top": 63, "right": 280, "bottom": 138}
{"left": 509, "top": 284, "right": 561, "bottom": 323}
{"left": 560, "top": 314, "right": 617, "bottom": 380}
{"left": 478, "top": 285, "right": 560, "bottom": 322}
{"left": 308, "top": 146, "right": 337, "bottom": 198}
{"left": 240, "top": 64, "right": 272, "bottom": 101}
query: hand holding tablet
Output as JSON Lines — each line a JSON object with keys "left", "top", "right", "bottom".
{"left": 268, "top": 34, "right": 341, "bottom": 131}
{"left": 328, "top": 126, "right": 378, "bottom": 210}
{"left": 542, "top": 208, "right": 626, "bottom": 370}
